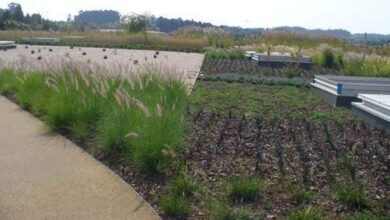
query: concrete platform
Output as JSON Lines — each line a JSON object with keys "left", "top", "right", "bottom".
{"left": 311, "top": 75, "right": 390, "bottom": 107}
{"left": 0, "top": 96, "right": 160, "bottom": 220}
{"left": 352, "top": 94, "right": 390, "bottom": 132}
{"left": 252, "top": 52, "right": 312, "bottom": 69}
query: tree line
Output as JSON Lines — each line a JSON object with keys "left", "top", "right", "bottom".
{"left": 0, "top": 2, "right": 58, "bottom": 30}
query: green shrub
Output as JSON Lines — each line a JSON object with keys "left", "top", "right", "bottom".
{"left": 344, "top": 59, "right": 390, "bottom": 78}
{"left": 209, "top": 202, "right": 256, "bottom": 220}
{"left": 172, "top": 175, "right": 200, "bottom": 198}
{"left": 346, "top": 211, "right": 386, "bottom": 220}
{"left": 285, "top": 182, "right": 316, "bottom": 204}
{"left": 0, "top": 69, "right": 19, "bottom": 94}
{"left": 15, "top": 73, "right": 48, "bottom": 113}
{"left": 287, "top": 207, "right": 323, "bottom": 220}
{"left": 227, "top": 176, "right": 263, "bottom": 203}
{"left": 159, "top": 195, "right": 191, "bottom": 218}
{"left": 313, "top": 49, "right": 343, "bottom": 69}
{"left": 334, "top": 180, "right": 370, "bottom": 210}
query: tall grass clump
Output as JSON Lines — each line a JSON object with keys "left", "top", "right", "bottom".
{"left": 0, "top": 69, "right": 20, "bottom": 95}
{"left": 313, "top": 49, "right": 343, "bottom": 69}
{"left": 344, "top": 59, "right": 390, "bottom": 77}
{"left": 227, "top": 176, "right": 263, "bottom": 203}
{"left": 0, "top": 68, "right": 188, "bottom": 174}
{"left": 334, "top": 179, "right": 370, "bottom": 210}
{"left": 209, "top": 202, "right": 256, "bottom": 220}
{"left": 159, "top": 194, "right": 191, "bottom": 218}
{"left": 346, "top": 211, "right": 385, "bottom": 220}
{"left": 285, "top": 182, "right": 316, "bottom": 204}
{"left": 287, "top": 207, "right": 323, "bottom": 220}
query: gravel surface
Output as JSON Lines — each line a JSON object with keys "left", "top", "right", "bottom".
{"left": 0, "top": 44, "right": 204, "bottom": 88}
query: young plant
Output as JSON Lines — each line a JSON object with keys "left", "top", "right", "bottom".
{"left": 287, "top": 206, "right": 323, "bottom": 220}
{"left": 285, "top": 182, "right": 316, "bottom": 204}
{"left": 172, "top": 175, "right": 200, "bottom": 198}
{"left": 209, "top": 202, "right": 256, "bottom": 220}
{"left": 346, "top": 211, "right": 385, "bottom": 220}
{"left": 227, "top": 176, "right": 263, "bottom": 203}
{"left": 334, "top": 179, "right": 370, "bottom": 210}
{"left": 159, "top": 194, "right": 191, "bottom": 218}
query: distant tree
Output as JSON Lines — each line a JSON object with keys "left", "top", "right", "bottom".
{"left": 123, "top": 14, "right": 151, "bottom": 41}
{"left": 153, "top": 16, "right": 213, "bottom": 33}
{"left": 24, "top": 13, "right": 31, "bottom": 23}
{"left": 30, "top": 13, "right": 42, "bottom": 26}
{"left": 67, "top": 14, "right": 72, "bottom": 23}
{"left": 74, "top": 10, "right": 120, "bottom": 25}
{"left": 8, "top": 2, "right": 23, "bottom": 22}
{"left": 2, "top": 9, "right": 12, "bottom": 21}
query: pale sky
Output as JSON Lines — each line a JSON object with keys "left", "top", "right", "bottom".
{"left": 1, "top": 0, "right": 389, "bottom": 34}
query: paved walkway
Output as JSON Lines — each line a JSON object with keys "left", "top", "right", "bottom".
{"left": 0, "top": 97, "right": 160, "bottom": 220}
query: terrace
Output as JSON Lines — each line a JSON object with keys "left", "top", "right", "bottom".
{"left": 0, "top": 32, "right": 389, "bottom": 220}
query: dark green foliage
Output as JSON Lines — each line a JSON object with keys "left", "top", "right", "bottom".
{"left": 285, "top": 182, "right": 316, "bottom": 204}
{"left": 209, "top": 202, "right": 257, "bottom": 220}
{"left": 227, "top": 177, "right": 263, "bottom": 203}
{"left": 346, "top": 211, "right": 387, "bottom": 220}
{"left": 159, "top": 195, "right": 191, "bottom": 218}
{"left": 190, "top": 81, "right": 355, "bottom": 123}
{"left": 74, "top": 10, "right": 120, "bottom": 25}
{"left": 334, "top": 180, "right": 370, "bottom": 210}
{"left": 172, "top": 175, "right": 200, "bottom": 198}
{"left": 287, "top": 207, "right": 323, "bottom": 220}
{"left": 313, "top": 49, "right": 343, "bottom": 69}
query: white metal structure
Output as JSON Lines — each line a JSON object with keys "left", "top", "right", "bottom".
{"left": 252, "top": 52, "right": 312, "bottom": 64}
{"left": 352, "top": 94, "right": 390, "bottom": 123}
{"left": 311, "top": 75, "right": 390, "bottom": 96}
{"left": 0, "top": 41, "right": 16, "bottom": 49}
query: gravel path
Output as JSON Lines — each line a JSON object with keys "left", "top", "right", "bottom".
{"left": 0, "top": 96, "right": 160, "bottom": 220}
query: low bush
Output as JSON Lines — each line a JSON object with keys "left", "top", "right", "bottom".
{"left": 344, "top": 59, "right": 390, "bottom": 78}
{"left": 227, "top": 176, "right": 263, "bottom": 203}
{"left": 0, "top": 69, "right": 19, "bottom": 95}
{"left": 285, "top": 182, "right": 316, "bottom": 204}
{"left": 334, "top": 179, "right": 370, "bottom": 210}
{"left": 287, "top": 207, "right": 323, "bottom": 220}
{"left": 313, "top": 49, "right": 343, "bottom": 69}
{"left": 209, "top": 202, "right": 256, "bottom": 220}
{"left": 346, "top": 211, "right": 386, "bottom": 220}
{"left": 159, "top": 195, "right": 191, "bottom": 218}
{"left": 172, "top": 175, "right": 200, "bottom": 198}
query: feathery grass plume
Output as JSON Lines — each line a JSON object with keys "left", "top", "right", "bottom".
{"left": 0, "top": 65, "right": 188, "bottom": 174}
{"left": 156, "top": 103, "right": 163, "bottom": 117}
{"left": 125, "top": 132, "right": 139, "bottom": 138}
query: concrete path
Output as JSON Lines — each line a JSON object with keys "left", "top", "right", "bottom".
{"left": 0, "top": 96, "right": 160, "bottom": 220}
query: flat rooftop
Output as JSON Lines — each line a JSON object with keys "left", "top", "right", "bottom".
{"left": 311, "top": 75, "right": 390, "bottom": 107}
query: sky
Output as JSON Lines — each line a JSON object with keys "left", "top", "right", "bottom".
{"left": 1, "top": 0, "right": 389, "bottom": 34}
